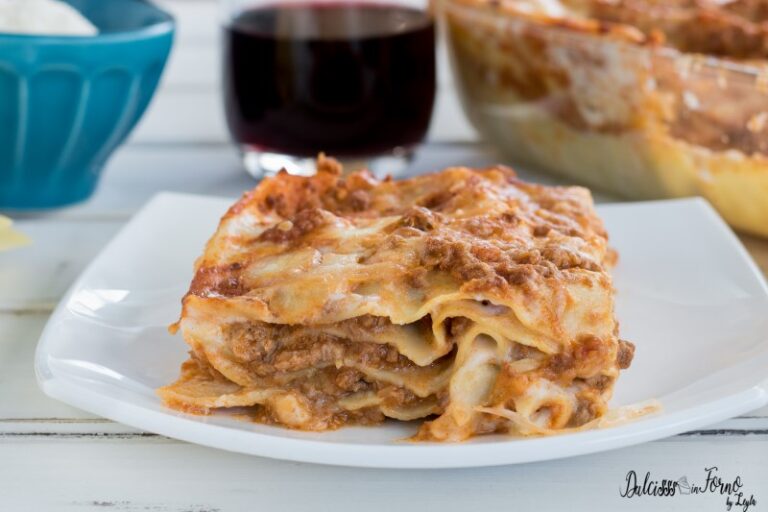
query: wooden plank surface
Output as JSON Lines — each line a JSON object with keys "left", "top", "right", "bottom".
{"left": 1, "top": 436, "right": 767, "bottom": 511}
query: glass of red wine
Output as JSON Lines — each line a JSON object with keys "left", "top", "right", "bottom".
{"left": 222, "top": 0, "right": 436, "bottom": 178}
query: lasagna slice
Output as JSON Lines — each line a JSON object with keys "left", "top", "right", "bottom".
{"left": 159, "top": 156, "right": 634, "bottom": 441}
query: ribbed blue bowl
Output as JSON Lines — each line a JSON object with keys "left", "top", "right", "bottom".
{"left": 0, "top": 0, "right": 174, "bottom": 208}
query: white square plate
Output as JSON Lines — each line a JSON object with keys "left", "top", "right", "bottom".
{"left": 35, "top": 193, "right": 768, "bottom": 468}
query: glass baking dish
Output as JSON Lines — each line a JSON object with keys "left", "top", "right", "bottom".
{"left": 441, "top": 0, "right": 768, "bottom": 237}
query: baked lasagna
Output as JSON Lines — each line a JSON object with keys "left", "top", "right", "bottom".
{"left": 444, "top": 0, "right": 768, "bottom": 238}
{"left": 159, "top": 156, "right": 634, "bottom": 441}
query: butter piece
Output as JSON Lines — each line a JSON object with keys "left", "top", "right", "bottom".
{"left": 0, "top": 215, "right": 30, "bottom": 251}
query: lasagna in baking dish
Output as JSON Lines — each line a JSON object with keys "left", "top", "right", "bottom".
{"left": 159, "top": 156, "right": 634, "bottom": 441}
{"left": 444, "top": 0, "right": 768, "bottom": 238}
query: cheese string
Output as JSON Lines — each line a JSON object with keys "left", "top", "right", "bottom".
{"left": 476, "top": 399, "right": 662, "bottom": 436}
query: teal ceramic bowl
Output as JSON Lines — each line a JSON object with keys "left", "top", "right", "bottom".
{"left": 0, "top": 0, "right": 174, "bottom": 209}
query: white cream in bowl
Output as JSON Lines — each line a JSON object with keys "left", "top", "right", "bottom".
{"left": 0, "top": 0, "right": 97, "bottom": 36}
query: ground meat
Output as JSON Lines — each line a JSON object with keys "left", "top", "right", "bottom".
{"left": 378, "top": 385, "right": 419, "bottom": 408}
{"left": 540, "top": 244, "right": 601, "bottom": 271}
{"left": 336, "top": 315, "right": 391, "bottom": 340}
{"left": 400, "top": 206, "right": 443, "bottom": 231}
{"left": 229, "top": 323, "right": 281, "bottom": 363}
{"left": 616, "top": 339, "right": 635, "bottom": 369}
{"left": 461, "top": 217, "right": 502, "bottom": 238}
{"left": 545, "top": 335, "right": 615, "bottom": 382}
{"left": 469, "top": 243, "right": 505, "bottom": 264}
{"left": 247, "top": 364, "right": 432, "bottom": 431}
{"left": 270, "top": 336, "right": 345, "bottom": 373}
{"left": 422, "top": 236, "right": 502, "bottom": 284}
{"left": 257, "top": 208, "right": 332, "bottom": 243}
{"left": 335, "top": 369, "right": 371, "bottom": 393}
{"left": 346, "top": 189, "right": 371, "bottom": 211}
{"left": 496, "top": 264, "right": 540, "bottom": 286}
{"left": 421, "top": 235, "right": 546, "bottom": 289}
{"left": 585, "top": 374, "right": 614, "bottom": 392}
{"left": 420, "top": 188, "right": 456, "bottom": 210}
{"left": 421, "top": 229, "right": 602, "bottom": 292}
{"left": 188, "top": 262, "right": 246, "bottom": 296}
{"left": 404, "top": 267, "right": 429, "bottom": 288}
{"left": 572, "top": 335, "right": 609, "bottom": 366}
{"left": 569, "top": 397, "right": 600, "bottom": 427}
{"left": 357, "top": 341, "right": 403, "bottom": 366}
{"left": 262, "top": 192, "right": 291, "bottom": 217}
{"left": 326, "top": 171, "right": 380, "bottom": 213}
{"left": 462, "top": 211, "right": 522, "bottom": 238}
{"left": 244, "top": 366, "right": 387, "bottom": 430}
{"left": 547, "top": 352, "right": 573, "bottom": 374}
{"left": 532, "top": 208, "right": 590, "bottom": 239}
{"left": 227, "top": 321, "right": 421, "bottom": 376}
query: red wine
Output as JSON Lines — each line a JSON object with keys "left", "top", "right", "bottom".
{"left": 223, "top": 2, "right": 436, "bottom": 157}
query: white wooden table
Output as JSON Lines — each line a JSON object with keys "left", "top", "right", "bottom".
{"left": 2, "top": 1, "right": 767, "bottom": 510}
